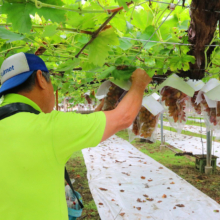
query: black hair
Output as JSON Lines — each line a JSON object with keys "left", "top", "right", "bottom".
{"left": 2, "top": 70, "right": 50, "bottom": 95}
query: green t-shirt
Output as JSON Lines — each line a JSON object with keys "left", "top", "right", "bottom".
{"left": 0, "top": 93, "right": 106, "bottom": 220}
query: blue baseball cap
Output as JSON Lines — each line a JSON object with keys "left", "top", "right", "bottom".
{"left": 0, "top": 52, "right": 49, "bottom": 97}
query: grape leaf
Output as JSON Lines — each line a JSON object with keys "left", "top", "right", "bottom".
{"left": 119, "top": 38, "right": 133, "bottom": 50}
{"left": 117, "top": 0, "right": 129, "bottom": 11}
{"left": 88, "top": 28, "right": 119, "bottom": 66}
{"left": 1, "top": 2, "right": 34, "bottom": 33}
{"left": 126, "top": 21, "right": 133, "bottom": 33}
{"left": 42, "top": 25, "right": 58, "bottom": 37}
{"left": 0, "top": 27, "right": 25, "bottom": 42}
{"left": 112, "top": 67, "right": 136, "bottom": 80}
{"left": 98, "top": 66, "right": 116, "bottom": 79}
{"left": 56, "top": 59, "right": 80, "bottom": 71}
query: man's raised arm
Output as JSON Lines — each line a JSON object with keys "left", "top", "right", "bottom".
{"left": 101, "top": 68, "right": 152, "bottom": 142}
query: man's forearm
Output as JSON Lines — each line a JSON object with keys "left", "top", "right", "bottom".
{"left": 114, "top": 84, "right": 146, "bottom": 128}
{"left": 101, "top": 69, "right": 151, "bottom": 142}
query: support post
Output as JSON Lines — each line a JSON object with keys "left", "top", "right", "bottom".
{"left": 205, "top": 131, "right": 212, "bottom": 174}
{"left": 160, "top": 113, "right": 165, "bottom": 150}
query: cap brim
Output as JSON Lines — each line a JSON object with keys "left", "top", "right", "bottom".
{"left": 0, "top": 71, "right": 34, "bottom": 97}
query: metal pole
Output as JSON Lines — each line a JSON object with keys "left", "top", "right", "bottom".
{"left": 161, "top": 113, "right": 163, "bottom": 144}
{"left": 205, "top": 131, "right": 212, "bottom": 174}
{"left": 160, "top": 113, "right": 165, "bottom": 150}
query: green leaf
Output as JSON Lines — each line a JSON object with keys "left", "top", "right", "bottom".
{"left": 98, "top": 66, "right": 116, "bottom": 79}
{"left": 126, "top": 21, "right": 133, "bottom": 33}
{"left": 88, "top": 28, "right": 119, "bottom": 66}
{"left": 42, "top": 25, "right": 58, "bottom": 37}
{"left": 2, "top": 2, "right": 34, "bottom": 33}
{"left": 112, "top": 67, "right": 136, "bottom": 80}
{"left": 56, "top": 59, "right": 80, "bottom": 71}
{"left": 145, "top": 58, "right": 156, "bottom": 67}
{"left": 0, "top": 27, "right": 25, "bottom": 42}
{"left": 119, "top": 38, "right": 133, "bottom": 50}
{"left": 139, "top": 25, "right": 160, "bottom": 50}
{"left": 117, "top": 0, "right": 129, "bottom": 11}
{"left": 75, "top": 34, "right": 90, "bottom": 44}
{"left": 132, "top": 8, "right": 153, "bottom": 31}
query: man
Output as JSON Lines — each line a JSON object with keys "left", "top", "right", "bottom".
{"left": 0, "top": 52, "right": 151, "bottom": 220}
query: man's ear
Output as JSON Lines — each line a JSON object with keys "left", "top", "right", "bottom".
{"left": 35, "top": 70, "right": 47, "bottom": 90}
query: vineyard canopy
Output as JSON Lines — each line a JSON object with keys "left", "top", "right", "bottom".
{"left": 0, "top": 0, "right": 220, "bottom": 103}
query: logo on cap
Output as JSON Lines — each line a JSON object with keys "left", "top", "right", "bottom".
{"left": 1, "top": 65, "right": 14, "bottom": 77}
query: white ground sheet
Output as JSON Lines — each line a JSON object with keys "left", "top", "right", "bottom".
{"left": 156, "top": 129, "right": 220, "bottom": 166}
{"left": 82, "top": 136, "right": 220, "bottom": 220}
{"left": 187, "top": 118, "right": 205, "bottom": 123}
{"left": 162, "top": 121, "right": 207, "bottom": 135}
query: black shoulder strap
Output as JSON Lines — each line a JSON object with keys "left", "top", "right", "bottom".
{"left": 0, "top": 103, "right": 83, "bottom": 209}
{"left": 65, "top": 169, "right": 83, "bottom": 208}
{"left": 0, "top": 103, "right": 40, "bottom": 120}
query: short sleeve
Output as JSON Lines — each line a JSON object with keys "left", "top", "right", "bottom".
{"left": 51, "top": 111, "right": 106, "bottom": 164}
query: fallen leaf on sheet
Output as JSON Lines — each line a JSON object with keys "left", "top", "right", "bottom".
{"left": 128, "top": 151, "right": 133, "bottom": 154}
{"left": 119, "top": 213, "right": 125, "bottom": 216}
{"left": 162, "top": 194, "right": 167, "bottom": 198}
{"left": 144, "top": 162, "right": 147, "bottom": 164}
{"left": 158, "top": 201, "right": 162, "bottom": 203}
{"left": 170, "top": 182, "right": 175, "bottom": 184}
{"left": 136, "top": 207, "right": 141, "bottom": 210}
{"left": 99, "top": 203, "right": 103, "bottom": 205}
{"left": 148, "top": 179, "right": 153, "bottom": 182}
{"left": 122, "top": 172, "right": 130, "bottom": 176}
{"left": 90, "top": 155, "right": 93, "bottom": 157}
{"left": 137, "top": 198, "right": 143, "bottom": 203}
{"left": 169, "top": 178, "right": 173, "bottom": 180}
{"left": 214, "top": 210, "right": 219, "bottom": 213}
{"left": 141, "top": 176, "right": 146, "bottom": 179}
{"left": 143, "top": 194, "right": 149, "bottom": 198}
{"left": 167, "top": 187, "right": 170, "bottom": 189}
{"left": 99, "top": 188, "right": 108, "bottom": 191}
{"left": 129, "top": 164, "right": 132, "bottom": 166}
{"left": 103, "top": 166, "right": 109, "bottom": 169}
{"left": 119, "top": 183, "right": 121, "bottom": 186}
{"left": 176, "top": 204, "right": 185, "bottom": 207}
{"left": 120, "top": 190, "right": 124, "bottom": 192}
{"left": 115, "top": 160, "right": 126, "bottom": 163}
{"left": 147, "top": 198, "right": 154, "bottom": 201}
{"left": 111, "top": 199, "right": 115, "bottom": 201}
{"left": 159, "top": 167, "right": 163, "bottom": 169}
{"left": 173, "top": 207, "right": 176, "bottom": 209}
{"left": 138, "top": 160, "right": 142, "bottom": 162}
{"left": 133, "top": 206, "right": 135, "bottom": 208}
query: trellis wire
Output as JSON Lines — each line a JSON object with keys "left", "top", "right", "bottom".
{"left": 133, "top": 0, "right": 182, "bottom": 61}
{"left": 142, "top": 0, "right": 220, "bottom": 14}
{"left": 122, "top": 37, "right": 220, "bottom": 48}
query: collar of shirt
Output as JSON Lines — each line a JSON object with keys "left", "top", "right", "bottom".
{"left": 0, "top": 93, "right": 42, "bottom": 113}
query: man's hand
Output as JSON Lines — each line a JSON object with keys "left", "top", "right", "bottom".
{"left": 101, "top": 69, "right": 152, "bottom": 142}
{"left": 131, "top": 68, "right": 152, "bottom": 91}
{"left": 94, "top": 99, "right": 104, "bottom": 112}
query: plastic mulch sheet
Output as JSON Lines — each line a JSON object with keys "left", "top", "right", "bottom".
{"left": 82, "top": 136, "right": 220, "bottom": 220}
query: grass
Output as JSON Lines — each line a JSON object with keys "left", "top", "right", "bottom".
{"left": 163, "top": 118, "right": 206, "bottom": 127}
{"left": 66, "top": 151, "right": 100, "bottom": 220}
{"left": 116, "top": 130, "right": 220, "bottom": 204}
{"left": 160, "top": 124, "right": 207, "bottom": 139}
